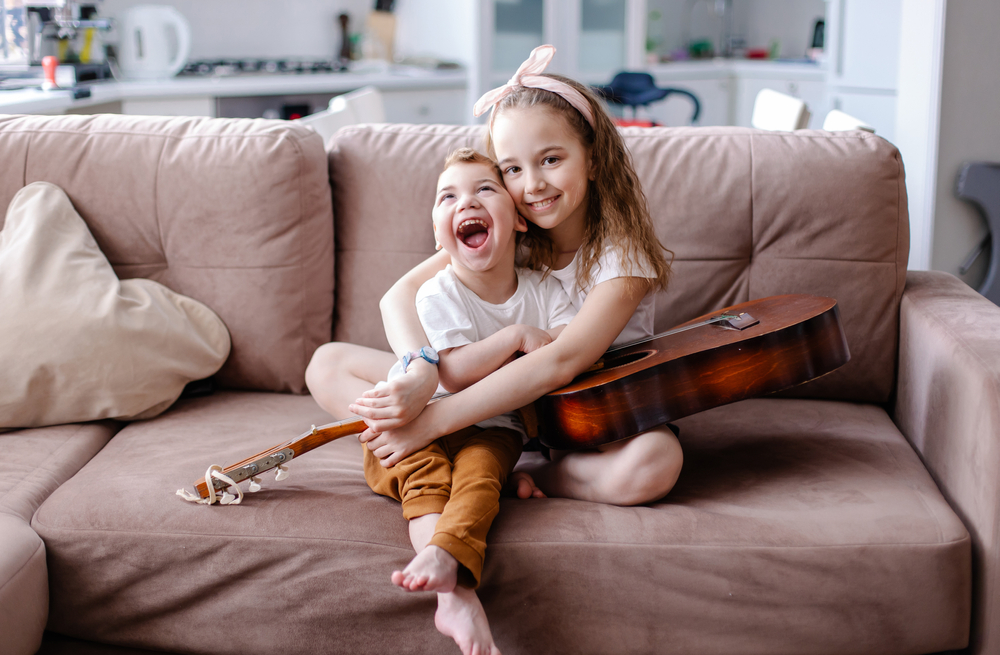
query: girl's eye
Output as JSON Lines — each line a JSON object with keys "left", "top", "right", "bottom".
{"left": 543, "top": 156, "right": 559, "bottom": 165}
{"left": 503, "top": 166, "right": 521, "bottom": 175}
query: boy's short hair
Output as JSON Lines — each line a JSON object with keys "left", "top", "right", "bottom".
{"left": 442, "top": 148, "right": 505, "bottom": 187}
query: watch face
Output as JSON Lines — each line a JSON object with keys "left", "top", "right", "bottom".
{"left": 422, "top": 346, "right": 439, "bottom": 363}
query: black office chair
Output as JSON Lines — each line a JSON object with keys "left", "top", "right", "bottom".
{"left": 593, "top": 72, "right": 701, "bottom": 126}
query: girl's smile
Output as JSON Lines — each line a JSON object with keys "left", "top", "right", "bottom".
{"left": 492, "top": 106, "right": 593, "bottom": 248}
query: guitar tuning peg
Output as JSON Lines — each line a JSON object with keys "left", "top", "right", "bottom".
{"left": 248, "top": 476, "right": 262, "bottom": 492}
{"left": 220, "top": 490, "right": 237, "bottom": 505}
{"left": 275, "top": 464, "right": 289, "bottom": 482}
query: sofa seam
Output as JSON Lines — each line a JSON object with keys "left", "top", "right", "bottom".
{"left": 28, "top": 523, "right": 970, "bottom": 550}
{"left": 153, "top": 135, "right": 167, "bottom": 261}
{"left": 748, "top": 130, "right": 755, "bottom": 301}
{"left": 288, "top": 131, "right": 310, "bottom": 386}
{"left": 0, "top": 528, "right": 45, "bottom": 598}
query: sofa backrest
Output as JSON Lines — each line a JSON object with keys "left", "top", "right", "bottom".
{"left": 328, "top": 124, "right": 908, "bottom": 403}
{"left": 0, "top": 114, "right": 333, "bottom": 394}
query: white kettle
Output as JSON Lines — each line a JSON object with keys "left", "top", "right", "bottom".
{"left": 116, "top": 5, "right": 191, "bottom": 80}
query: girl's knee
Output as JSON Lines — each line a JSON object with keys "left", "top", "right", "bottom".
{"left": 609, "top": 428, "right": 683, "bottom": 505}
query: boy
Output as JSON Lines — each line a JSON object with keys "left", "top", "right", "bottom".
{"left": 362, "top": 148, "right": 576, "bottom": 655}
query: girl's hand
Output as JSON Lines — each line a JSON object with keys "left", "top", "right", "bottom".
{"left": 358, "top": 413, "right": 438, "bottom": 467}
{"left": 514, "top": 324, "right": 554, "bottom": 354}
{"left": 349, "top": 360, "right": 438, "bottom": 432}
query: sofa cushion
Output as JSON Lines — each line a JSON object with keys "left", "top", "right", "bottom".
{"left": 33, "top": 393, "right": 968, "bottom": 654}
{"left": 0, "top": 182, "right": 230, "bottom": 428}
{"left": 0, "top": 514, "right": 48, "bottom": 655}
{"left": 1, "top": 421, "right": 118, "bottom": 523}
{"left": 0, "top": 114, "right": 334, "bottom": 394}
{"left": 328, "top": 125, "right": 908, "bottom": 404}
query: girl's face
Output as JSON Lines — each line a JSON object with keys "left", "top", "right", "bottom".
{"left": 492, "top": 106, "right": 593, "bottom": 241}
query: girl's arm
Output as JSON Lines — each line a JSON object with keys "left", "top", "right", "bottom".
{"left": 355, "top": 278, "right": 648, "bottom": 466}
{"left": 358, "top": 250, "right": 451, "bottom": 430}
{"left": 437, "top": 324, "right": 554, "bottom": 393}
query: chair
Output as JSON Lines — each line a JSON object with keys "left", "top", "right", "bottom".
{"left": 822, "top": 109, "right": 875, "bottom": 133}
{"left": 750, "top": 88, "right": 811, "bottom": 131}
{"left": 594, "top": 72, "right": 701, "bottom": 126}
{"left": 296, "top": 86, "right": 385, "bottom": 142}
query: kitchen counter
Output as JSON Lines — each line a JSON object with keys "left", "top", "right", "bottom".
{"left": 648, "top": 58, "right": 826, "bottom": 80}
{"left": 0, "top": 66, "right": 467, "bottom": 115}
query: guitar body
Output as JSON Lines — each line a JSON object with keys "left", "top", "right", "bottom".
{"left": 533, "top": 295, "right": 850, "bottom": 450}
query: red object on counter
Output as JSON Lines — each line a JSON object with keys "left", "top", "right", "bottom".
{"left": 614, "top": 118, "right": 659, "bottom": 128}
{"left": 42, "top": 56, "right": 59, "bottom": 90}
{"left": 745, "top": 49, "right": 770, "bottom": 59}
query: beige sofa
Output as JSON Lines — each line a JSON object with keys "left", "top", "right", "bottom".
{"left": 0, "top": 113, "right": 993, "bottom": 655}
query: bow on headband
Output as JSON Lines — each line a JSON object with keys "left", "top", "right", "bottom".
{"left": 473, "top": 45, "right": 595, "bottom": 130}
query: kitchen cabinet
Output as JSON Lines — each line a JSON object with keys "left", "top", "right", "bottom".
{"left": 122, "top": 96, "right": 215, "bottom": 117}
{"left": 646, "top": 74, "right": 732, "bottom": 126}
{"left": 824, "top": 0, "right": 900, "bottom": 138}
{"left": 381, "top": 88, "right": 467, "bottom": 124}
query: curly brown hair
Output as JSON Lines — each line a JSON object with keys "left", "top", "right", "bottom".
{"left": 483, "top": 73, "right": 672, "bottom": 294}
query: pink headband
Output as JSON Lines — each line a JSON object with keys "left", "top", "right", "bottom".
{"left": 473, "top": 45, "right": 595, "bottom": 132}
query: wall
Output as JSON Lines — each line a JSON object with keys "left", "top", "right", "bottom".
{"left": 930, "top": 0, "right": 1000, "bottom": 286}
{"left": 100, "top": 0, "right": 372, "bottom": 60}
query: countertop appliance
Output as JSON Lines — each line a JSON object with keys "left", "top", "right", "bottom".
{"left": 116, "top": 4, "right": 190, "bottom": 80}
{"left": 179, "top": 59, "right": 347, "bottom": 77}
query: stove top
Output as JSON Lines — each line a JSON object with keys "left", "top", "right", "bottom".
{"left": 179, "top": 59, "right": 349, "bottom": 77}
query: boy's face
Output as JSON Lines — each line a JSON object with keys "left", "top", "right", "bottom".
{"left": 433, "top": 162, "right": 527, "bottom": 273}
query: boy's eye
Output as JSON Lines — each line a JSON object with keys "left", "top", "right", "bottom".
{"left": 478, "top": 185, "right": 494, "bottom": 193}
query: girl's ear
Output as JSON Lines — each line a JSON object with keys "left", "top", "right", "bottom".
{"left": 588, "top": 154, "right": 596, "bottom": 181}
{"left": 514, "top": 212, "right": 529, "bottom": 233}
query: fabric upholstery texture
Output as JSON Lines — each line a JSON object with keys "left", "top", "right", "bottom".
{"left": 0, "top": 114, "right": 334, "bottom": 393}
{"left": 33, "top": 392, "right": 968, "bottom": 655}
{"left": 895, "top": 270, "right": 1000, "bottom": 655}
{"left": 0, "top": 182, "right": 230, "bottom": 428}
{"left": 0, "top": 421, "right": 118, "bottom": 523}
{"left": 328, "top": 125, "right": 908, "bottom": 404}
{"left": 0, "top": 513, "right": 48, "bottom": 655}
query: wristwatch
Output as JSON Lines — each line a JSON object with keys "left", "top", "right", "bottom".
{"left": 401, "top": 346, "right": 439, "bottom": 371}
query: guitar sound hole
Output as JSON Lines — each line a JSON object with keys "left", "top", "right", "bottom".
{"left": 600, "top": 349, "right": 654, "bottom": 371}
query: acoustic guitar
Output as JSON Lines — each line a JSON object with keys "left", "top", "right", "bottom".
{"left": 184, "top": 294, "right": 849, "bottom": 501}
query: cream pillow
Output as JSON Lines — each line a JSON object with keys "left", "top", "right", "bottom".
{"left": 0, "top": 182, "right": 231, "bottom": 428}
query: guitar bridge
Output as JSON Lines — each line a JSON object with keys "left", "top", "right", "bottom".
{"left": 718, "top": 312, "right": 759, "bottom": 331}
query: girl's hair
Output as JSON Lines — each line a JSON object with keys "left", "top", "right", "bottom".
{"left": 484, "top": 73, "right": 672, "bottom": 294}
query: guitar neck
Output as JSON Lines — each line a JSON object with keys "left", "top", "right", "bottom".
{"left": 193, "top": 416, "right": 367, "bottom": 498}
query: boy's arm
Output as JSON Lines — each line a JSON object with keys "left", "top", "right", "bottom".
{"left": 437, "top": 324, "right": 553, "bottom": 393}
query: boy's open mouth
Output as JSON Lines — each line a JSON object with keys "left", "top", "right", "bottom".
{"left": 456, "top": 218, "right": 490, "bottom": 249}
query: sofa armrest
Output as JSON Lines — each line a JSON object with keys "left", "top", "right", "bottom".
{"left": 894, "top": 270, "right": 1000, "bottom": 654}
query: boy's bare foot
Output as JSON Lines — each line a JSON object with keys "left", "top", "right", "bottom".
{"left": 436, "top": 586, "right": 501, "bottom": 655}
{"left": 391, "top": 545, "right": 458, "bottom": 593}
{"left": 508, "top": 471, "right": 546, "bottom": 499}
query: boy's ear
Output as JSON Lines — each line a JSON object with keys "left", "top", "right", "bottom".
{"left": 514, "top": 212, "right": 529, "bottom": 233}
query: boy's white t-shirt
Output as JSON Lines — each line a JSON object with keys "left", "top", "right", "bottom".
{"left": 387, "top": 265, "right": 577, "bottom": 436}
{"left": 544, "top": 245, "right": 657, "bottom": 347}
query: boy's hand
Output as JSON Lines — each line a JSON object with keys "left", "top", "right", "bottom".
{"left": 349, "top": 360, "right": 438, "bottom": 432}
{"left": 358, "top": 413, "right": 437, "bottom": 467}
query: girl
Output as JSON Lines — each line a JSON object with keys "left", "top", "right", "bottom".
{"left": 323, "top": 45, "right": 683, "bottom": 507}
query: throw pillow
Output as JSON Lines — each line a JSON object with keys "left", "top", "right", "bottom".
{"left": 0, "top": 182, "right": 231, "bottom": 428}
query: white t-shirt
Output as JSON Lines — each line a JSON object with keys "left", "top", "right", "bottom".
{"left": 545, "top": 245, "right": 657, "bottom": 347}
{"left": 387, "top": 265, "right": 577, "bottom": 435}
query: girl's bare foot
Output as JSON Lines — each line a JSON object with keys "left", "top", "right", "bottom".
{"left": 435, "top": 586, "right": 501, "bottom": 655}
{"left": 391, "top": 545, "right": 458, "bottom": 592}
{"left": 508, "top": 471, "right": 546, "bottom": 499}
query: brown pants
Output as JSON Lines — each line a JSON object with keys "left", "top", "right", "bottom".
{"left": 363, "top": 425, "right": 523, "bottom": 588}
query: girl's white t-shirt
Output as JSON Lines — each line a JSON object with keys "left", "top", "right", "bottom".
{"left": 544, "top": 246, "right": 657, "bottom": 347}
